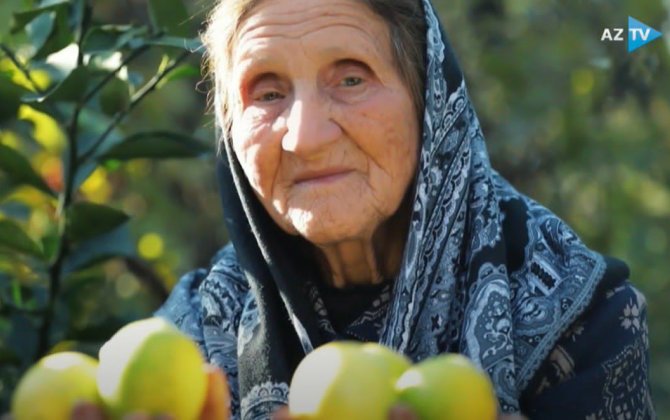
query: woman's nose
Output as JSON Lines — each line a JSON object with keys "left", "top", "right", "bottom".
{"left": 281, "top": 91, "right": 342, "bottom": 158}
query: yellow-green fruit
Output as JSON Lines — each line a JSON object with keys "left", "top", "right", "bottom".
{"left": 359, "top": 342, "right": 412, "bottom": 381}
{"left": 97, "top": 317, "right": 207, "bottom": 420}
{"left": 395, "top": 353, "right": 497, "bottom": 420}
{"left": 11, "top": 351, "right": 100, "bottom": 420}
{"left": 289, "top": 342, "right": 407, "bottom": 420}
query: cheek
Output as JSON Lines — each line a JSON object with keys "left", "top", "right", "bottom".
{"left": 231, "top": 113, "right": 282, "bottom": 198}
{"left": 346, "top": 90, "right": 419, "bottom": 201}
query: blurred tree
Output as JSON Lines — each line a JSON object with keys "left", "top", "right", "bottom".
{"left": 0, "top": 0, "right": 216, "bottom": 409}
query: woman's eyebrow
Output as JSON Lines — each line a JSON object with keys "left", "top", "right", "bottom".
{"left": 317, "top": 44, "right": 380, "bottom": 62}
{"left": 235, "top": 56, "right": 279, "bottom": 79}
{"left": 334, "top": 58, "right": 371, "bottom": 69}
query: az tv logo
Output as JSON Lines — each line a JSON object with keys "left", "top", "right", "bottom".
{"left": 601, "top": 17, "right": 663, "bottom": 52}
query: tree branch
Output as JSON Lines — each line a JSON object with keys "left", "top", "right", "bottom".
{"left": 0, "top": 43, "right": 68, "bottom": 123}
{"left": 122, "top": 256, "right": 169, "bottom": 301}
{"left": 38, "top": 0, "right": 93, "bottom": 358}
{"left": 0, "top": 43, "right": 45, "bottom": 95}
{"left": 82, "top": 44, "right": 150, "bottom": 105}
{"left": 77, "top": 49, "right": 192, "bottom": 164}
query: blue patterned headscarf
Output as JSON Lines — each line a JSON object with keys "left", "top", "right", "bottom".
{"left": 379, "top": 1, "right": 607, "bottom": 410}
{"left": 158, "top": 0, "right": 653, "bottom": 418}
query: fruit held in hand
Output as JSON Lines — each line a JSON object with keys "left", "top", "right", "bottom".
{"left": 289, "top": 342, "right": 410, "bottom": 420}
{"left": 395, "top": 353, "right": 497, "bottom": 420}
{"left": 97, "top": 317, "right": 208, "bottom": 419}
{"left": 11, "top": 351, "right": 100, "bottom": 420}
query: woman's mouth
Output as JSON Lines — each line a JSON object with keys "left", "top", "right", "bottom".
{"left": 294, "top": 168, "right": 354, "bottom": 186}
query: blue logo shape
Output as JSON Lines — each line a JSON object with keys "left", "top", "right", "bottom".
{"left": 628, "top": 16, "right": 662, "bottom": 52}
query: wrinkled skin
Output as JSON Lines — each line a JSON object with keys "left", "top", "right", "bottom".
{"left": 229, "top": 0, "right": 420, "bottom": 288}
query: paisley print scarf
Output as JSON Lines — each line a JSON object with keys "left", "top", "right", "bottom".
{"left": 157, "top": 0, "right": 654, "bottom": 418}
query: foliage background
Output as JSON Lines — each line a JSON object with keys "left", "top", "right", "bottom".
{"left": 0, "top": 0, "right": 668, "bottom": 416}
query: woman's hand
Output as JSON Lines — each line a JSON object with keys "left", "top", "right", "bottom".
{"left": 70, "top": 364, "right": 230, "bottom": 420}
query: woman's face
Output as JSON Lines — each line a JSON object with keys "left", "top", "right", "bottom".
{"left": 229, "top": 0, "right": 420, "bottom": 245}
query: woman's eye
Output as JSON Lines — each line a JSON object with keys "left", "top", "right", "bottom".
{"left": 340, "top": 76, "right": 363, "bottom": 87}
{"left": 258, "top": 91, "right": 283, "bottom": 102}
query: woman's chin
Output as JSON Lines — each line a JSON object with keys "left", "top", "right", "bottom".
{"left": 287, "top": 215, "right": 372, "bottom": 246}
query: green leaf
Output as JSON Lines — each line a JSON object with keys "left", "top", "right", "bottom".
{"left": 82, "top": 25, "right": 148, "bottom": 54}
{"left": 40, "top": 232, "right": 59, "bottom": 262}
{"left": 0, "top": 143, "right": 54, "bottom": 196}
{"left": 0, "top": 73, "right": 28, "bottom": 124}
{"left": 24, "top": 65, "right": 90, "bottom": 103}
{"left": 36, "top": 8, "right": 75, "bottom": 59}
{"left": 67, "top": 202, "right": 130, "bottom": 243}
{"left": 62, "top": 223, "right": 134, "bottom": 276}
{"left": 10, "top": 2, "right": 69, "bottom": 33}
{"left": 98, "top": 76, "right": 130, "bottom": 116}
{"left": 26, "top": 11, "right": 55, "bottom": 54}
{"left": 97, "top": 131, "right": 211, "bottom": 161}
{"left": 148, "top": 0, "right": 190, "bottom": 37}
{"left": 157, "top": 63, "right": 200, "bottom": 88}
{"left": 0, "top": 219, "right": 43, "bottom": 258}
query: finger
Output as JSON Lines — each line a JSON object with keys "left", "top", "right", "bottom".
{"left": 200, "top": 364, "right": 231, "bottom": 420}
{"left": 71, "top": 402, "right": 106, "bottom": 420}
{"left": 388, "top": 405, "right": 419, "bottom": 420}
{"left": 270, "top": 406, "right": 291, "bottom": 420}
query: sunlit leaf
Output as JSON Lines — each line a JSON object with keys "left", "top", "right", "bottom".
{"left": 157, "top": 63, "right": 200, "bottom": 88}
{"left": 0, "top": 220, "right": 43, "bottom": 258}
{"left": 18, "top": 105, "right": 67, "bottom": 153}
{"left": 67, "top": 202, "right": 129, "bottom": 243}
{"left": 0, "top": 57, "right": 51, "bottom": 92}
{"left": 97, "top": 131, "right": 211, "bottom": 161}
{"left": 147, "top": 0, "right": 190, "bottom": 37}
{"left": 62, "top": 223, "right": 134, "bottom": 276}
{"left": 0, "top": 143, "right": 54, "bottom": 196}
{"left": 23, "top": 65, "right": 89, "bottom": 103}
{"left": 78, "top": 166, "right": 111, "bottom": 204}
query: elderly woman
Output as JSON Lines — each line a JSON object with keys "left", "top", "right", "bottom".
{"left": 152, "top": 0, "right": 654, "bottom": 419}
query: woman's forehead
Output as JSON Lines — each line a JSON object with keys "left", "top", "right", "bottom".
{"left": 235, "top": 0, "right": 390, "bottom": 56}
